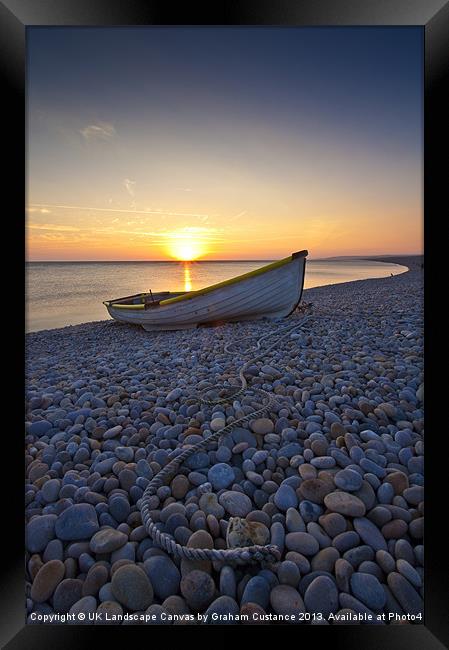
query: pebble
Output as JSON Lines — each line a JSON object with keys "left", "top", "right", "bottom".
{"left": 396, "top": 559, "right": 422, "bottom": 588}
{"left": 144, "top": 556, "right": 181, "bottom": 600}
{"left": 277, "top": 561, "right": 301, "bottom": 587}
{"left": 219, "top": 566, "right": 236, "bottom": 599}
{"left": 30, "top": 559, "right": 65, "bottom": 602}
{"left": 299, "top": 479, "right": 332, "bottom": 504}
{"left": 270, "top": 585, "right": 305, "bottom": 615}
{"left": 199, "top": 493, "right": 225, "bottom": 518}
{"left": 53, "top": 579, "right": 83, "bottom": 613}
{"left": 241, "top": 576, "right": 271, "bottom": 609}
{"left": 171, "top": 475, "right": 190, "bottom": 499}
{"left": 381, "top": 519, "right": 408, "bottom": 539}
{"left": 304, "top": 576, "right": 339, "bottom": 616}
{"left": 82, "top": 565, "right": 108, "bottom": 596}
{"left": 180, "top": 570, "right": 215, "bottom": 611}
{"left": 350, "top": 572, "right": 386, "bottom": 610}
{"left": 89, "top": 529, "right": 128, "bottom": 554}
{"left": 219, "top": 491, "right": 252, "bottom": 517}
{"left": 324, "top": 492, "right": 366, "bottom": 517}
{"left": 353, "top": 517, "right": 387, "bottom": 552}
{"left": 207, "top": 463, "right": 235, "bottom": 490}
{"left": 69, "top": 596, "right": 97, "bottom": 622}
{"left": 334, "top": 469, "right": 363, "bottom": 492}
{"left": 274, "top": 485, "right": 298, "bottom": 511}
{"left": 285, "top": 532, "right": 319, "bottom": 555}
{"left": 26, "top": 514, "right": 57, "bottom": 553}
{"left": 384, "top": 472, "right": 409, "bottom": 495}
{"left": 387, "top": 572, "right": 423, "bottom": 615}
{"left": 319, "top": 513, "right": 346, "bottom": 538}
{"left": 54, "top": 504, "right": 99, "bottom": 541}
{"left": 204, "top": 596, "right": 240, "bottom": 623}
{"left": 41, "top": 479, "right": 61, "bottom": 503}
{"left": 250, "top": 418, "right": 274, "bottom": 435}
{"left": 111, "top": 565, "right": 153, "bottom": 611}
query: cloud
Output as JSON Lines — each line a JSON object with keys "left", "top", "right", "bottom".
{"left": 124, "top": 178, "right": 136, "bottom": 197}
{"left": 27, "top": 207, "right": 51, "bottom": 214}
{"left": 80, "top": 122, "right": 116, "bottom": 141}
{"left": 29, "top": 203, "right": 212, "bottom": 219}
{"left": 176, "top": 188, "right": 192, "bottom": 192}
{"left": 27, "top": 223, "right": 81, "bottom": 232}
{"left": 229, "top": 210, "right": 247, "bottom": 221}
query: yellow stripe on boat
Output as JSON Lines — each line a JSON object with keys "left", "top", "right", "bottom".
{"left": 110, "top": 303, "right": 145, "bottom": 310}
{"left": 159, "top": 255, "right": 293, "bottom": 306}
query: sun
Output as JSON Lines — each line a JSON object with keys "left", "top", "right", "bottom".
{"left": 165, "top": 229, "right": 208, "bottom": 261}
{"left": 170, "top": 240, "right": 203, "bottom": 261}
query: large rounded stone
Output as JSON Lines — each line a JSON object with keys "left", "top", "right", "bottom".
{"left": 250, "top": 418, "right": 274, "bottom": 435}
{"left": 53, "top": 579, "right": 83, "bottom": 613}
{"left": 334, "top": 469, "right": 363, "bottom": 492}
{"left": 387, "top": 572, "right": 424, "bottom": 616}
{"left": 68, "top": 596, "right": 97, "bottom": 623}
{"left": 299, "top": 479, "right": 333, "bottom": 504}
{"left": 270, "top": 585, "right": 305, "bottom": 615}
{"left": 384, "top": 472, "right": 409, "bottom": 495}
{"left": 180, "top": 570, "right": 215, "bottom": 611}
{"left": 285, "top": 532, "right": 319, "bottom": 555}
{"left": 304, "top": 576, "right": 339, "bottom": 617}
{"left": 171, "top": 475, "right": 190, "bottom": 499}
{"left": 82, "top": 565, "right": 109, "bottom": 597}
{"left": 89, "top": 529, "right": 128, "bottom": 554}
{"left": 353, "top": 517, "right": 387, "bottom": 552}
{"left": 350, "top": 572, "right": 386, "bottom": 610}
{"left": 323, "top": 492, "right": 366, "bottom": 517}
{"left": 55, "top": 504, "right": 99, "bottom": 541}
{"left": 111, "top": 565, "right": 153, "bottom": 611}
{"left": 204, "top": 596, "right": 240, "bottom": 623}
{"left": 219, "top": 491, "right": 252, "bottom": 517}
{"left": 144, "top": 556, "right": 181, "bottom": 600}
{"left": 207, "top": 463, "right": 235, "bottom": 490}
{"left": 26, "top": 515, "right": 57, "bottom": 553}
{"left": 241, "top": 576, "right": 271, "bottom": 609}
{"left": 274, "top": 484, "right": 298, "bottom": 511}
{"left": 31, "top": 560, "right": 65, "bottom": 603}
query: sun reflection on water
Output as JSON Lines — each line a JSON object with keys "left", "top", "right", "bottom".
{"left": 183, "top": 262, "right": 192, "bottom": 292}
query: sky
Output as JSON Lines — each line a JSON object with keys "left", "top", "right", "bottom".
{"left": 27, "top": 27, "right": 423, "bottom": 261}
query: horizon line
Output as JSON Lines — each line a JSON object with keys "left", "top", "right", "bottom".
{"left": 26, "top": 253, "right": 423, "bottom": 263}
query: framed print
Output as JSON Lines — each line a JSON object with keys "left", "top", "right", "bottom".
{"left": 2, "top": 0, "right": 448, "bottom": 647}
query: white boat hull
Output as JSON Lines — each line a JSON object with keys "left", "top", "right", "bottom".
{"left": 105, "top": 251, "right": 307, "bottom": 331}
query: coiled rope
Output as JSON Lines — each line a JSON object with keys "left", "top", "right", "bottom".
{"left": 139, "top": 311, "right": 315, "bottom": 565}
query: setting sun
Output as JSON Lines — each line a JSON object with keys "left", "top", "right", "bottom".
{"left": 164, "top": 229, "right": 209, "bottom": 261}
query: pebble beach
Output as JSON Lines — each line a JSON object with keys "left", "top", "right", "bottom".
{"left": 25, "top": 256, "right": 424, "bottom": 625}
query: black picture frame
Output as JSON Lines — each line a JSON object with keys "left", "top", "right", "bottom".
{"left": 3, "top": 0, "right": 448, "bottom": 647}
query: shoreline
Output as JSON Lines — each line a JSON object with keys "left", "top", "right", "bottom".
{"left": 26, "top": 255, "right": 420, "bottom": 337}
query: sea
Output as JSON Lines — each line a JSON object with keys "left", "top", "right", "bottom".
{"left": 26, "top": 259, "right": 407, "bottom": 332}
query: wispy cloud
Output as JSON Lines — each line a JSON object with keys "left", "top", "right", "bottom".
{"left": 29, "top": 203, "right": 212, "bottom": 219}
{"left": 26, "top": 207, "right": 51, "bottom": 214}
{"left": 176, "top": 188, "right": 192, "bottom": 192}
{"left": 27, "top": 223, "right": 81, "bottom": 232}
{"left": 229, "top": 209, "right": 247, "bottom": 221}
{"left": 80, "top": 122, "right": 116, "bottom": 141}
{"left": 124, "top": 178, "right": 136, "bottom": 197}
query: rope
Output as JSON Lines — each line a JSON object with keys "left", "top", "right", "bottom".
{"left": 139, "top": 310, "right": 317, "bottom": 565}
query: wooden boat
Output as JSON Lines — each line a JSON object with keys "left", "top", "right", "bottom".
{"left": 103, "top": 250, "right": 308, "bottom": 331}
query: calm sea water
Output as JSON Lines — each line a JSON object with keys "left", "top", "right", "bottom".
{"left": 26, "top": 259, "right": 407, "bottom": 332}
